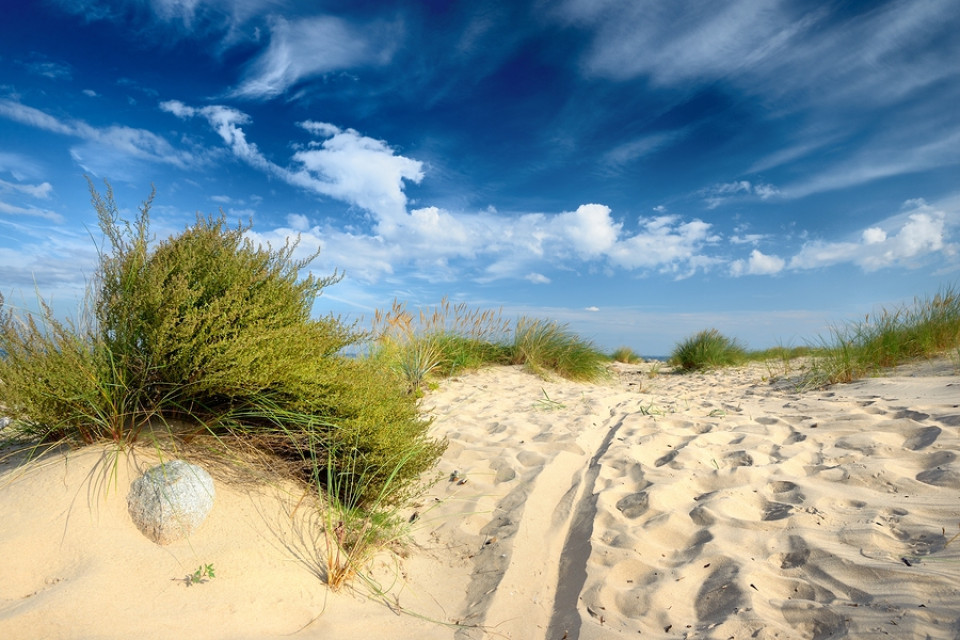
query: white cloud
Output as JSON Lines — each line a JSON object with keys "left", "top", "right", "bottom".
{"left": 0, "top": 178, "right": 53, "bottom": 199}
{"left": 298, "top": 120, "right": 341, "bottom": 137}
{"left": 585, "top": 306, "right": 600, "bottom": 312}
{"left": 231, "top": 16, "right": 400, "bottom": 99}
{"left": 789, "top": 201, "right": 951, "bottom": 272}
{"left": 0, "top": 200, "right": 63, "bottom": 222}
{"left": 603, "top": 130, "right": 684, "bottom": 168}
{"left": 731, "top": 249, "right": 785, "bottom": 276}
{"left": 286, "top": 213, "right": 309, "bottom": 231}
{"left": 0, "top": 152, "right": 44, "bottom": 181}
{"left": 703, "top": 180, "right": 780, "bottom": 208}
{"left": 291, "top": 128, "right": 424, "bottom": 233}
{"left": 558, "top": 0, "right": 960, "bottom": 112}
{"left": 777, "top": 120, "right": 960, "bottom": 199}
{"left": 605, "top": 216, "right": 718, "bottom": 276}
{"left": 862, "top": 227, "right": 886, "bottom": 244}
{"left": 166, "top": 101, "right": 424, "bottom": 234}
{"left": 555, "top": 204, "right": 621, "bottom": 257}
{"left": 526, "top": 273, "right": 551, "bottom": 284}
{"left": 0, "top": 99, "right": 197, "bottom": 170}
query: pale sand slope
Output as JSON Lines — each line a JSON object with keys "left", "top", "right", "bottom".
{"left": 1, "top": 358, "right": 958, "bottom": 639}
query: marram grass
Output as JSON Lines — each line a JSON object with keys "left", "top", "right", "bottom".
{"left": 669, "top": 329, "right": 746, "bottom": 371}
{"left": 370, "top": 299, "right": 608, "bottom": 389}
{"left": 805, "top": 285, "right": 960, "bottom": 386}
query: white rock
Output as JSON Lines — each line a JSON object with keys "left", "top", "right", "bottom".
{"left": 127, "top": 460, "right": 215, "bottom": 545}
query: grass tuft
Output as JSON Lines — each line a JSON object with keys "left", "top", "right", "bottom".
{"left": 371, "top": 301, "right": 608, "bottom": 386}
{"left": 669, "top": 329, "right": 747, "bottom": 371}
{"left": 510, "top": 317, "right": 609, "bottom": 382}
{"left": 805, "top": 285, "right": 960, "bottom": 386}
{"left": 610, "top": 346, "right": 643, "bottom": 364}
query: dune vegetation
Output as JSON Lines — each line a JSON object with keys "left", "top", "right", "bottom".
{"left": 369, "top": 297, "right": 610, "bottom": 393}
{"left": 667, "top": 285, "right": 960, "bottom": 385}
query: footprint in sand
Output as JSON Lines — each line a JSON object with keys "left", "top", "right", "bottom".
{"left": 615, "top": 491, "right": 649, "bottom": 519}
{"left": 902, "top": 425, "right": 941, "bottom": 450}
{"left": 916, "top": 450, "right": 960, "bottom": 488}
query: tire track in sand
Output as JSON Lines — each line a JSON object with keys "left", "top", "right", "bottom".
{"left": 545, "top": 409, "right": 628, "bottom": 640}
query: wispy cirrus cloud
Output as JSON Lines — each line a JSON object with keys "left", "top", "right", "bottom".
{"left": 0, "top": 98, "right": 200, "bottom": 173}
{"left": 777, "top": 117, "right": 960, "bottom": 200}
{"left": 702, "top": 180, "right": 780, "bottom": 208}
{"left": 230, "top": 15, "right": 402, "bottom": 100}
{"left": 557, "top": 0, "right": 960, "bottom": 111}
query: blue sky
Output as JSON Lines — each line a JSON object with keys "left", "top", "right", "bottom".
{"left": 1, "top": 0, "right": 958, "bottom": 355}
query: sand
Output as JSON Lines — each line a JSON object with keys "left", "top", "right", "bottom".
{"left": 1, "top": 357, "right": 959, "bottom": 639}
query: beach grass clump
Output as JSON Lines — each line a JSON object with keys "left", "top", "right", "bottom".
{"left": 669, "top": 329, "right": 747, "bottom": 371}
{"left": 370, "top": 301, "right": 609, "bottom": 385}
{"left": 807, "top": 285, "right": 960, "bottom": 385}
{"left": 371, "top": 298, "right": 511, "bottom": 392}
{"left": 312, "top": 434, "right": 423, "bottom": 592}
{"left": 0, "top": 181, "right": 444, "bottom": 509}
{"left": 610, "top": 346, "right": 643, "bottom": 364}
{"left": 510, "top": 317, "right": 609, "bottom": 382}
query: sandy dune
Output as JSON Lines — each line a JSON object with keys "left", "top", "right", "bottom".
{"left": 1, "top": 357, "right": 959, "bottom": 639}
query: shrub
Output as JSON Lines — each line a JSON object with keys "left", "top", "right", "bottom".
{"left": 670, "top": 329, "right": 746, "bottom": 371}
{"left": 0, "top": 181, "right": 444, "bottom": 507}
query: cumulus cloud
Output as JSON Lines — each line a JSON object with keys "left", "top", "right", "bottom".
{"left": 231, "top": 16, "right": 400, "bottom": 99}
{"left": 555, "top": 204, "right": 621, "bottom": 258}
{"left": 789, "top": 201, "right": 949, "bottom": 272}
{"left": 291, "top": 124, "right": 424, "bottom": 233}
{"left": 607, "top": 216, "right": 718, "bottom": 276}
{"left": 730, "top": 249, "right": 785, "bottom": 276}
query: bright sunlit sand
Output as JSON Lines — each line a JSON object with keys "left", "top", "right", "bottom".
{"left": 2, "top": 356, "right": 958, "bottom": 639}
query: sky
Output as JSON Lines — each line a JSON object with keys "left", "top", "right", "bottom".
{"left": 1, "top": 0, "right": 958, "bottom": 355}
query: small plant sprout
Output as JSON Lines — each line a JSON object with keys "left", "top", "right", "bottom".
{"left": 534, "top": 388, "right": 566, "bottom": 411}
{"left": 638, "top": 402, "right": 663, "bottom": 416}
{"left": 185, "top": 563, "right": 215, "bottom": 586}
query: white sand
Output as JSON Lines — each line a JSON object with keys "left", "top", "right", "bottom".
{"left": 2, "top": 358, "right": 959, "bottom": 639}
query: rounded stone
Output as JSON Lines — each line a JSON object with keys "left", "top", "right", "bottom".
{"left": 127, "top": 460, "right": 215, "bottom": 545}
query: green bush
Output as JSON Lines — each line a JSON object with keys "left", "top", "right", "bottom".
{"left": 0, "top": 181, "right": 444, "bottom": 507}
{"left": 670, "top": 329, "right": 746, "bottom": 371}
